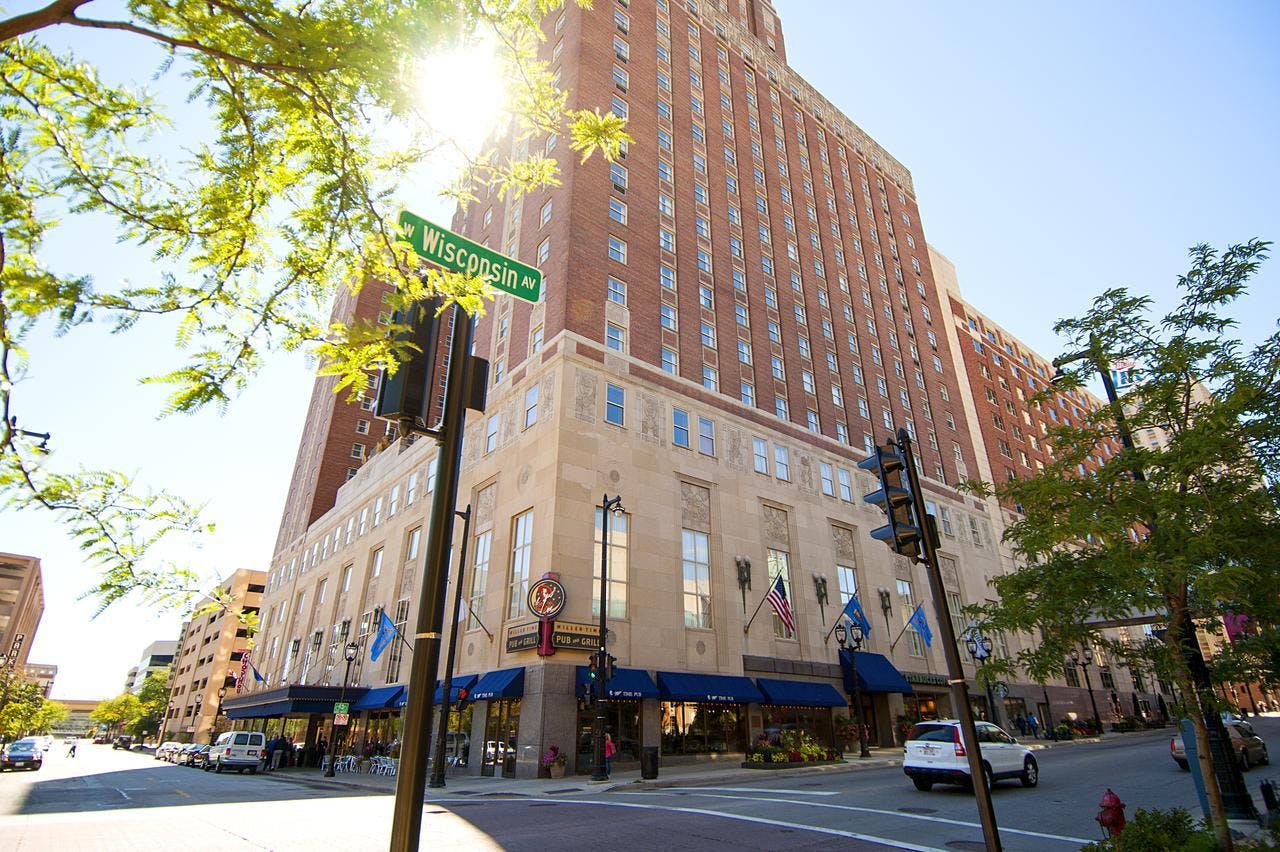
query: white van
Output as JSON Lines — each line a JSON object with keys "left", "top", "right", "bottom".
{"left": 207, "top": 731, "right": 266, "bottom": 774}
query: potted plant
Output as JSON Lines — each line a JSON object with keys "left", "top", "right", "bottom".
{"left": 540, "top": 745, "right": 567, "bottom": 779}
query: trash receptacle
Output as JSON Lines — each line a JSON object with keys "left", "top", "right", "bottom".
{"left": 641, "top": 746, "right": 659, "bottom": 779}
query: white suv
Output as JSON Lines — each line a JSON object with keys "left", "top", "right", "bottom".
{"left": 208, "top": 731, "right": 266, "bottom": 774}
{"left": 902, "top": 720, "right": 1038, "bottom": 792}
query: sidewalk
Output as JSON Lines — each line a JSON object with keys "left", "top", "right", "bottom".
{"left": 259, "top": 727, "right": 1166, "bottom": 799}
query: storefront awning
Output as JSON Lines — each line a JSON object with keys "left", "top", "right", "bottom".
{"left": 434, "top": 674, "right": 479, "bottom": 704}
{"left": 840, "top": 649, "right": 913, "bottom": 694}
{"left": 575, "top": 666, "right": 659, "bottom": 700}
{"left": 756, "top": 678, "right": 847, "bottom": 707}
{"left": 352, "top": 685, "right": 405, "bottom": 711}
{"left": 222, "top": 685, "right": 369, "bottom": 719}
{"left": 657, "top": 671, "right": 764, "bottom": 704}
{"left": 469, "top": 667, "right": 525, "bottom": 701}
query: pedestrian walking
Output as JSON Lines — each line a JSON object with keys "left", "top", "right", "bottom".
{"left": 604, "top": 733, "right": 617, "bottom": 777}
{"left": 67, "top": 739, "right": 77, "bottom": 758}
{"left": 1027, "top": 712, "right": 1040, "bottom": 739}
{"left": 263, "top": 736, "right": 278, "bottom": 772}
{"left": 1014, "top": 715, "right": 1027, "bottom": 736}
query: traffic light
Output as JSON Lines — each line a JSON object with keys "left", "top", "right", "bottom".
{"left": 375, "top": 297, "right": 444, "bottom": 431}
{"left": 858, "top": 442, "right": 923, "bottom": 560}
{"left": 605, "top": 654, "right": 617, "bottom": 682}
{"left": 587, "top": 652, "right": 600, "bottom": 682}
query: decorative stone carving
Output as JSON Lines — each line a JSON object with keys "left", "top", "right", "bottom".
{"left": 574, "top": 368, "right": 597, "bottom": 422}
{"left": 725, "top": 427, "right": 746, "bottom": 472}
{"left": 539, "top": 371, "right": 555, "bottom": 418}
{"left": 798, "top": 455, "right": 816, "bottom": 494}
{"left": 640, "top": 393, "right": 662, "bottom": 443}
{"left": 832, "top": 526, "right": 855, "bottom": 561}
{"left": 763, "top": 505, "right": 790, "bottom": 546}
{"left": 681, "top": 482, "right": 711, "bottom": 529}
{"left": 476, "top": 483, "right": 497, "bottom": 526}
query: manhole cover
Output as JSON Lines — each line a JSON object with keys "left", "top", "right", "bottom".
{"left": 946, "top": 842, "right": 987, "bottom": 851}
{"left": 898, "top": 807, "right": 938, "bottom": 815}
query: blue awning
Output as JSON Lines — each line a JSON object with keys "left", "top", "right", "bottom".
{"left": 575, "top": 667, "right": 659, "bottom": 700}
{"left": 352, "top": 685, "right": 404, "bottom": 711}
{"left": 434, "top": 674, "right": 478, "bottom": 704}
{"left": 469, "top": 667, "right": 525, "bottom": 701}
{"left": 840, "top": 649, "right": 913, "bottom": 694}
{"left": 657, "top": 671, "right": 764, "bottom": 704}
{"left": 757, "top": 678, "right": 848, "bottom": 707}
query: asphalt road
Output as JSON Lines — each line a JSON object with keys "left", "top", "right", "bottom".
{"left": 1, "top": 717, "right": 1276, "bottom": 851}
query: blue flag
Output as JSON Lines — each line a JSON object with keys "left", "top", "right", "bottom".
{"left": 909, "top": 604, "right": 933, "bottom": 648}
{"left": 249, "top": 661, "right": 267, "bottom": 683}
{"left": 370, "top": 610, "right": 396, "bottom": 662}
{"left": 840, "top": 592, "right": 873, "bottom": 637}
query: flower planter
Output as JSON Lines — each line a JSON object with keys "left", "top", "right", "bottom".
{"left": 741, "top": 759, "right": 843, "bottom": 770}
{"left": 549, "top": 764, "right": 566, "bottom": 779}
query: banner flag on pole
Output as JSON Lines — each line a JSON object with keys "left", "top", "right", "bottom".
{"left": 840, "top": 592, "right": 873, "bottom": 636}
{"left": 909, "top": 603, "right": 933, "bottom": 648}
{"left": 765, "top": 574, "right": 796, "bottom": 635}
{"left": 371, "top": 610, "right": 396, "bottom": 662}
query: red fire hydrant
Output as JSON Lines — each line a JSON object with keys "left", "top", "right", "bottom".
{"left": 1097, "top": 788, "right": 1127, "bottom": 837}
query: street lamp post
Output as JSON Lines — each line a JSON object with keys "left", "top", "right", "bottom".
{"left": 326, "top": 641, "right": 360, "bottom": 778}
{"left": 591, "top": 493, "right": 624, "bottom": 782}
{"left": 835, "top": 623, "right": 871, "bottom": 758}
{"left": 1068, "top": 647, "right": 1102, "bottom": 731}
{"left": 212, "top": 686, "right": 226, "bottom": 741}
{"left": 965, "top": 634, "right": 1000, "bottom": 728}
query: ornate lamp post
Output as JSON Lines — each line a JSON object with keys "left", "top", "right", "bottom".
{"left": 1068, "top": 647, "right": 1102, "bottom": 731}
{"left": 212, "top": 686, "right": 227, "bottom": 741}
{"left": 325, "top": 641, "right": 361, "bottom": 778}
{"left": 835, "top": 622, "right": 871, "bottom": 758}
{"left": 965, "top": 633, "right": 1000, "bottom": 728}
{"left": 591, "top": 493, "right": 625, "bottom": 782}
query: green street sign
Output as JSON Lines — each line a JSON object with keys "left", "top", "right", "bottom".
{"left": 333, "top": 702, "right": 349, "bottom": 715}
{"left": 398, "top": 209, "right": 542, "bottom": 303}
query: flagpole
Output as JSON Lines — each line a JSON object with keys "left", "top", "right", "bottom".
{"left": 742, "top": 585, "right": 772, "bottom": 634}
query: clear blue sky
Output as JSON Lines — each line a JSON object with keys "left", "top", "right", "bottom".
{"left": 4, "top": 2, "right": 1277, "bottom": 699}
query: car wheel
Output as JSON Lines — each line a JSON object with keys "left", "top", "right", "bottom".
{"left": 912, "top": 777, "right": 933, "bottom": 792}
{"left": 1260, "top": 746, "right": 1270, "bottom": 766}
{"left": 215, "top": 763, "right": 224, "bottom": 774}
{"left": 248, "top": 767, "right": 257, "bottom": 775}
{"left": 1020, "top": 757, "right": 1038, "bottom": 788}
{"left": 1175, "top": 759, "right": 1189, "bottom": 771}
{"left": 980, "top": 763, "right": 994, "bottom": 793}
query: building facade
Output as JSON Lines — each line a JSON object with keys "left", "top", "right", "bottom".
{"left": 0, "top": 552, "right": 44, "bottom": 672}
{"left": 23, "top": 663, "right": 56, "bottom": 698}
{"left": 123, "top": 640, "right": 177, "bottom": 694}
{"left": 161, "top": 570, "right": 266, "bottom": 744}
{"left": 231, "top": 0, "right": 1153, "bottom": 776}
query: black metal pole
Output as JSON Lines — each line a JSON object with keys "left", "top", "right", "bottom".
{"left": 851, "top": 644, "right": 869, "bottom": 758}
{"left": 896, "top": 428, "right": 1002, "bottom": 851}
{"left": 983, "top": 662, "right": 1000, "bottom": 728}
{"left": 429, "top": 505, "right": 472, "bottom": 789}
{"left": 1082, "top": 664, "right": 1101, "bottom": 731}
{"left": 592, "top": 495, "right": 619, "bottom": 782}
{"left": 390, "top": 305, "right": 474, "bottom": 852}
{"left": 1041, "top": 683, "right": 1054, "bottom": 740}
{"left": 326, "top": 656, "right": 353, "bottom": 777}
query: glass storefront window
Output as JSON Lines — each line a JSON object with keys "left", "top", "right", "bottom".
{"left": 760, "top": 706, "right": 835, "bottom": 749}
{"left": 660, "top": 702, "right": 747, "bottom": 755}
{"left": 483, "top": 699, "right": 521, "bottom": 778}
{"left": 575, "top": 700, "right": 641, "bottom": 771}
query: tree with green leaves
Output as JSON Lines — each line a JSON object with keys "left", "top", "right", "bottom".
{"left": 131, "top": 668, "right": 169, "bottom": 740}
{"left": 968, "top": 241, "right": 1279, "bottom": 849}
{"left": 1, "top": 0, "right": 628, "bottom": 612}
{"left": 89, "top": 691, "right": 143, "bottom": 735}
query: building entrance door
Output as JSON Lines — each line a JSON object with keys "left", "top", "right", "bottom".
{"left": 481, "top": 699, "right": 520, "bottom": 778}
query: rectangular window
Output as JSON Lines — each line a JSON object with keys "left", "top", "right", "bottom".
{"left": 384, "top": 599, "right": 410, "bottom": 683}
{"left": 593, "top": 509, "right": 629, "bottom": 619}
{"left": 672, "top": 407, "right": 690, "bottom": 448}
{"left": 682, "top": 529, "right": 712, "bottom": 629}
{"left": 508, "top": 511, "right": 533, "bottom": 619}
{"left": 820, "top": 463, "right": 835, "bottom": 496}
{"left": 524, "top": 385, "right": 539, "bottom": 428}
{"left": 406, "top": 527, "right": 421, "bottom": 561}
{"left": 838, "top": 468, "right": 853, "bottom": 501}
{"left": 837, "top": 563, "right": 858, "bottom": 608}
{"left": 605, "top": 322, "right": 626, "bottom": 352}
{"left": 898, "top": 579, "right": 925, "bottom": 656}
{"left": 702, "top": 365, "right": 718, "bottom": 391}
{"left": 768, "top": 548, "right": 794, "bottom": 638}
{"left": 468, "top": 530, "right": 491, "bottom": 630}
{"left": 661, "top": 346, "right": 678, "bottom": 374}
{"left": 608, "top": 235, "right": 627, "bottom": 263}
{"left": 774, "top": 445, "right": 790, "bottom": 480}
{"left": 371, "top": 547, "right": 383, "bottom": 578}
{"left": 698, "top": 417, "right": 715, "bottom": 456}
{"left": 485, "top": 415, "right": 499, "bottom": 453}
{"left": 605, "top": 383, "right": 625, "bottom": 425}
{"left": 607, "top": 276, "right": 627, "bottom": 304}
{"left": 753, "top": 437, "right": 769, "bottom": 474}
{"left": 609, "top": 197, "right": 627, "bottom": 224}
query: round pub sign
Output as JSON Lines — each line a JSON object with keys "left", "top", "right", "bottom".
{"left": 528, "top": 577, "right": 566, "bottom": 620}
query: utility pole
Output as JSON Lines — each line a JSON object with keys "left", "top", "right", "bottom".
{"left": 429, "top": 505, "right": 472, "bottom": 789}
{"left": 591, "top": 494, "right": 624, "bottom": 781}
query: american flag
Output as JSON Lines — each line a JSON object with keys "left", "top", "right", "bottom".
{"left": 766, "top": 574, "right": 796, "bottom": 634}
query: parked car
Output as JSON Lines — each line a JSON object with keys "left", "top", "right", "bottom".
{"left": 175, "top": 744, "right": 202, "bottom": 765}
{"left": 187, "top": 744, "right": 212, "bottom": 768}
{"left": 1171, "top": 720, "right": 1269, "bottom": 771}
{"left": 902, "top": 720, "right": 1038, "bottom": 792}
{"left": 206, "top": 731, "right": 266, "bottom": 774}
{"left": 155, "top": 741, "right": 183, "bottom": 761}
{"left": 112, "top": 735, "right": 134, "bottom": 750}
{"left": 1, "top": 738, "right": 44, "bottom": 772}
{"left": 92, "top": 734, "right": 110, "bottom": 744}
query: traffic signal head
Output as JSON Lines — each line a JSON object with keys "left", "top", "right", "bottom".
{"left": 858, "top": 443, "right": 922, "bottom": 559}
{"left": 375, "top": 298, "right": 444, "bottom": 432}
{"left": 587, "top": 653, "right": 599, "bottom": 680}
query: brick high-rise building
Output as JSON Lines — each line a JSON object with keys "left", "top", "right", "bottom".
{"left": 234, "top": 1, "right": 1124, "bottom": 777}
{"left": 0, "top": 552, "right": 43, "bottom": 673}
